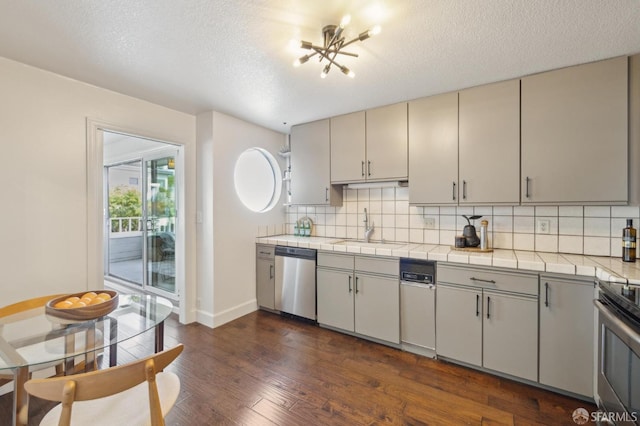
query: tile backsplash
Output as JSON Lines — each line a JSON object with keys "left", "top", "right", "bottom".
{"left": 284, "top": 187, "right": 640, "bottom": 258}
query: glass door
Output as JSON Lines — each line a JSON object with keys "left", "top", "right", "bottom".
{"left": 144, "top": 151, "right": 177, "bottom": 296}
{"left": 105, "top": 161, "right": 143, "bottom": 285}
{"left": 104, "top": 145, "right": 178, "bottom": 300}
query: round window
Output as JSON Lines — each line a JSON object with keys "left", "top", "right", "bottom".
{"left": 233, "top": 148, "right": 282, "bottom": 212}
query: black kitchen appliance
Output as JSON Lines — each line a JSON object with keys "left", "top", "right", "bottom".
{"left": 462, "top": 215, "right": 482, "bottom": 247}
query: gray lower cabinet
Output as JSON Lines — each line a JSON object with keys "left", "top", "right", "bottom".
{"left": 436, "top": 264, "right": 539, "bottom": 382}
{"left": 256, "top": 244, "right": 275, "bottom": 310}
{"left": 436, "top": 284, "right": 482, "bottom": 366}
{"left": 317, "top": 268, "right": 354, "bottom": 331}
{"left": 539, "top": 276, "right": 595, "bottom": 397}
{"left": 317, "top": 252, "right": 400, "bottom": 344}
{"left": 482, "top": 291, "right": 538, "bottom": 381}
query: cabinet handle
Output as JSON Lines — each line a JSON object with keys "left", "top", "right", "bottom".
{"left": 348, "top": 275, "right": 352, "bottom": 293}
{"left": 269, "top": 264, "right": 274, "bottom": 280}
{"left": 355, "top": 276, "right": 359, "bottom": 294}
{"left": 545, "top": 282, "right": 549, "bottom": 307}
{"left": 470, "top": 277, "right": 496, "bottom": 284}
{"left": 368, "top": 160, "right": 372, "bottom": 177}
{"left": 452, "top": 182, "right": 456, "bottom": 201}
{"left": 361, "top": 161, "right": 365, "bottom": 177}
{"left": 325, "top": 187, "right": 329, "bottom": 202}
{"left": 476, "top": 294, "right": 480, "bottom": 317}
{"left": 486, "top": 296, "right": 491, "bottom": 319}
{"left": 463, "top": 180, "right": 467, "bottom": 200}
{"left": 525, "top": 176, "right": 531, "bottom": 199}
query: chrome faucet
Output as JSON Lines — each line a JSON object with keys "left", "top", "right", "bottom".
{"left": 363, "top": 208, "right": 375, "bottom": 242}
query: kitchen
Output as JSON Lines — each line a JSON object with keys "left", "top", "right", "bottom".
{"left": 1, "top": 1, "right": 640, "bottom": 424}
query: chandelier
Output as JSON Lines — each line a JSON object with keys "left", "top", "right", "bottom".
{"left": 292, "top": 15, "right": 381, "bottom": 78}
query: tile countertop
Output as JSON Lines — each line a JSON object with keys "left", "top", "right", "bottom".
{"left": 256, "top": 235, "right": 640, "bottom": 285}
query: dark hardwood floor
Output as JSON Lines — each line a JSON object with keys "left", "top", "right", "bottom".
{"left": 2, "top": 310, "right": 596, "bottom": 425}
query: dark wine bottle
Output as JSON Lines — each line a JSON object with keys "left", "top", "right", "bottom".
{"left": 622, "top": 218, "right": 636, "bottom": 262}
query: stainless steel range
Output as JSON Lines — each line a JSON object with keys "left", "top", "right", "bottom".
{"left": 595, "top": 278, "right": 640, "bottom": 425}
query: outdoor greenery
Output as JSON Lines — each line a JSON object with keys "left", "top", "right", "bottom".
{"left": 109, "top": 186, "right": 142, "bottom": 232}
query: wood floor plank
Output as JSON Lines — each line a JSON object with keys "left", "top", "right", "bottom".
{"left": 1, "top": 310, "right": 597, "bottom": 425}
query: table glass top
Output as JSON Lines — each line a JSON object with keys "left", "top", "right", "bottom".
{"left": 0, "top": 293, "right": 173, "bottom": 371}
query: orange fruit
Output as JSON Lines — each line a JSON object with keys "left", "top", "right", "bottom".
{"left": 80, "top": 297, "right": 93, "bottom": 304}
{"left": 54, "top": 300, "right": 73, "bottom": 309}
{"left": 89, "top": 297, "right": 106, "bottom": 305}
{"left": 81, "top": 292, "right": 97, "bottom": 300}
{"left": 66, "top": 296, "right": 80, "bottom": 303}
{"left": 97, "top": 292, "right": 112, "bottom": 301}
{"left": 70, "top": 301, "right": 87, "bottom": 308}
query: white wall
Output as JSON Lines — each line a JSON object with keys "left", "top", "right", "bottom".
{"left": 0, "top": 57, "right": 196, "bottom": 315}
{"left": 196, "top": 111, "right": 286, "bottom": 327}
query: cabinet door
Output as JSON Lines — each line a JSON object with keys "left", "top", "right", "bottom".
{"left": 539, "top": 278, "right": 594, "bottom": 397}
{"left": 331, "top": 111, "right": 366, "bottom": 183}
{"left": 365, "top": 103, "right": 408, "bottom": 181}
{"left": 256, "top": 258, "right": 275, "bottom": 309}
{"left": 435, "top": 284, "right": 482, "bottom": 366}
{"left": 317, "top": 268, "right": 355, "bottom": 332}
{"left": 354, "top": 274, "right": 400, "bottom": 343}
{"left": 483, "top": 291, "right": 538, "bottom": 381}
{"left": 290, "top": 119, "right": 332, "bottom": 205}
{"left": 459, "top": 80, "right": 520, "bottom": 205}
{"left": 409, "top": 92, "right": 458, "bottom": 205}
{"left": 521, "top": 56, "right": 628, "bottom": 204}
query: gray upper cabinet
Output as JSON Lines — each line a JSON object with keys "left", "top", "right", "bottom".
{"left": 330, "top": 111, "right": 366, "bottom": 183}
{"left": 365, "top": 103, "right": 408, "bottom": 181}
{"left": 409, "top": 92, "right": 459, "bottom": 205}
{"left": 459, "top": 80, "right": 520, "bottom": 205}
{"left": 291, "top": 119, "right": 342, "bottom": 206}
{"left": 521, "top": 56, "right": 628, "bottom": 204}
{"left": 330, "top": 105, "right": 408, "bottom": 184}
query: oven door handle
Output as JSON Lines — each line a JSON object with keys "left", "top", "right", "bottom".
{"left": 594, "top": 299, "right": 640, "bottom": 350}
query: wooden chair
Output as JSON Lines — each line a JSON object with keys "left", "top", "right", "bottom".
{"left": 23, "top": 344, "right": 184, "bottom": 426}
{"left": 0, "top": 294, "right": 66, "bottom": 387}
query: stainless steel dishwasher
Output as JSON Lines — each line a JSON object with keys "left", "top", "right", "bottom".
{"left": 274, "top": 246, "right": 317, "bottom": 321}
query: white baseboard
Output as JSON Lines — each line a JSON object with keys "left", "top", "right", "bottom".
{"left": 211, "top": 299, "right": 258, "bottom": 328}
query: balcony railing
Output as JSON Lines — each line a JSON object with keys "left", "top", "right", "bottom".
{"left": 110, "top": 217, "right": 175, "bottom": 236}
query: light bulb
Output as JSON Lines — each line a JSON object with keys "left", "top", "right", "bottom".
{"left": 321, "top": 64, "right": 330, "bottom": 78}
{"left": 368, "top": 25, "right": 381, "bottom": 37}
{"left": 340, "top": 15, "right": 351, "bottom": 28}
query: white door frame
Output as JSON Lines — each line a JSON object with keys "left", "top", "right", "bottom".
{"left": 87, "top": 118, "right": 186, "bottom": 321}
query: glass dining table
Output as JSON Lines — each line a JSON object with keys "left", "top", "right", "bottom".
{"left": 0, "top": 293, "right": 173, "bottom": 426}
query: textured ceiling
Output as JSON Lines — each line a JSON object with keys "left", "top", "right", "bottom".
{"left": 1, "top": 0, "right": 639, "bottom": 133}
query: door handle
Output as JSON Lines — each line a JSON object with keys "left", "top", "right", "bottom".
{"left": 325, "top": 187, "right": 329, "bottom": 202}
{"left": 476, "top": 294, "right": 480, "bottom": 317}
{"left": 367, "top": 160, "right": 371, "bottom": 177}
{"left": 452, "top": 182, "right": 456, "bottom": 201}
{"left": 486, "top": 296, "right": 491, "bottom": 319}
{"left": 525, "top": 176, "right": 531, "bottom": 199}
{"left": 544, "top": 282, "right": 549, "bottom": 307}
{"left": 361, "top": 161, "right": 365, "bottom": 177}
{"left": 269, "top": 264, "right": 274, "bottom": 280}
{"left": 355, "top": 276, "right": 359, "bottom": 294}
{"left": 463, "top": 180, "right": 467, "bottom": 200}
{"left": 348, "top": 275, "right": 352, "bottom": 293}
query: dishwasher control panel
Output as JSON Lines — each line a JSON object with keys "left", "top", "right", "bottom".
{"left": 400, "top": 258, "right": 436, "bottom": 285}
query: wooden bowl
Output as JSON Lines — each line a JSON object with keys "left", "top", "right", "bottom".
{"left": 45, "top": 290, "right": 119, "bottom": 321}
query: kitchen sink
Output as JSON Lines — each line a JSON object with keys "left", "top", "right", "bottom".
{"left": 333, "top": 239, "right": 406, "bottom": 249}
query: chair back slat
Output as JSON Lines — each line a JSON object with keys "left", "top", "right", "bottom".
{"left": 0, "top": 294, "right": 65, "bottom": 323}
{"left": 24, "top": 344, "right": 183, "bottom": 402}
